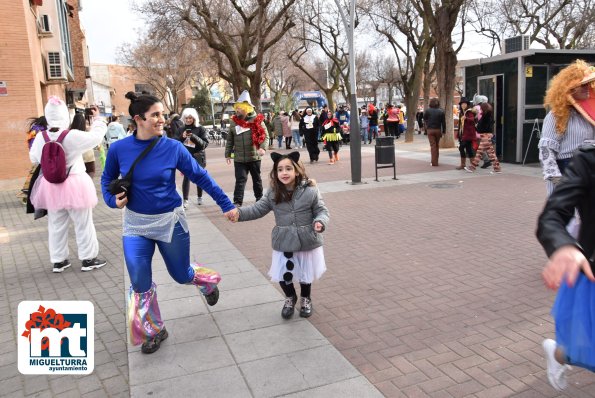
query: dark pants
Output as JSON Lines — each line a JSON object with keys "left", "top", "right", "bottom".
{"left": 325, "top": 141, "right": 340, "bottom": 158}
{"left": 458, "top": 140, "right": 475, "bottom": 159}
{"left": 233, "top": 161, "right": 263, "bottom": 205}
{"left": 182, "top": 176, "right": 202, "bottom": 200}
{"left": 386, "top": 121, "right": 399, "bottom": 137}
{"left": 304, "top": 131, "right": 320, "bottom": 161}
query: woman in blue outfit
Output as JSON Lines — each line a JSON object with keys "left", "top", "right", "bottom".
{"left": 101, "top": 92, "right": 236, "bottom": 354}
{"left": 537, "top": 143, "right": 595, "bottom": 391}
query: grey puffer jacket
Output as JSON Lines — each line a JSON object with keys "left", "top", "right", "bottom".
{"left": 238, "top": 180, "right": 330, "bottom": 252}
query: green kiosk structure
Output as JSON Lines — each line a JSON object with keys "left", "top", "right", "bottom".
{"left": 459, "top": 47, "right": 595, "bottom": 164}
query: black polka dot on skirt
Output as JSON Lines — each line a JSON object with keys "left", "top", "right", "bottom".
{"left": 283, "top": 272, "right": 293, "bottom": 282}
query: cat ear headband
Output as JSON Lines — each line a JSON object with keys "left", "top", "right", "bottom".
{"left": 271, "top": 151, "right": 300, "bottom": 164}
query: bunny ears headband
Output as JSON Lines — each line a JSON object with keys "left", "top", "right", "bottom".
{"left": 271, "top": 151, "right": 300, "bottom": 164}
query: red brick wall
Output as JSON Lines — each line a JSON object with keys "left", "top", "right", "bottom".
{"left": 66, "top": 0, "right": 86, "bottom": 92}
{"left": 0, "top": 0, "right": 45, "bottom": 180}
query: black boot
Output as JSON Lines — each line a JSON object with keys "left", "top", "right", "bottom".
{"left": 141, "top": 328, "right": 168, "bottom": 354}
{"left": 205, "top": 286, "right": 219, "bottom": 306}
{"left": 281, "top": 294, "right": 297, "bottom": 319}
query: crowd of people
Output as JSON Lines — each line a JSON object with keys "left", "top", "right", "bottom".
{"left": 18, "top": 61, "right": 595, "bottom": 388}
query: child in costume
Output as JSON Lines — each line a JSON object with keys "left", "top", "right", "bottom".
{"left": 29, "top": 98, "right": 108, "bottom": 273}
{"left": 230, "top": 151, "right": 329, "bottom": 318}
{"left": 101, "top": 92, "right": 236, "bottom": 354}
{"left": 321, "top": 110, "right": 342, "bottom": 164}
{"left": 536, "top": 142, "right": 595, "bottom": 391}
{"left": 224, "top": 90, "right": 269, "bottom": 207}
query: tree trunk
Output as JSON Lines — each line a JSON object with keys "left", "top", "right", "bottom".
{"left": 435, "top": 42, "right": 457, "bottom": 148}
{"left": 422, "top": 53, "right": 432, "bottom": 109}
{"left": 426, "top": 4, "right": 462, "bottom": 149}
{"left": 404, "top": 40, "right": 432, "bottom": 143}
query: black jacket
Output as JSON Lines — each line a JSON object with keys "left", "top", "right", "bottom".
{"left": 476, "top": 113, "right": 494, "bottom": 134}
{"left": 176, "top": 125, "right": 209, "bottom": 167}
{"left": 423, "top": 108, "right": 446, "bottom": 133}
{"left": 536, "top": 144, "right": 595, "bottom": 263}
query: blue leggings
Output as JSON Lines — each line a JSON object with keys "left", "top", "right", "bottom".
{"left": 123, "top": 222, "right": 193, "bottom": 292}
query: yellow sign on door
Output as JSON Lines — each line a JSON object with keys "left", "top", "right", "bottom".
{"left": 525, "top": 66, "right": 533, "bottom": 78}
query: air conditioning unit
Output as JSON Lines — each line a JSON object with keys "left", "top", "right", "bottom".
{"left": 36, "top": 14, "right": 52, "bottom": 37}
{"left": 45, "top": 51, "right": 66, "bottom": 80}
{"left": 503, "top": 35, "right": 530, "bottom": 54}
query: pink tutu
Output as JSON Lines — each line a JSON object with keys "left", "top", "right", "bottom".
{"left": 31, "top": 173, "right": 98, "bottom": 211}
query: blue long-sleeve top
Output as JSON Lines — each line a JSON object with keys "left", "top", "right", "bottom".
{"left": 101, "top": 134, "right": 234, "bottom": 214}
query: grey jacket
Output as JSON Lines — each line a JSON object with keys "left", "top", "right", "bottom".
{"left": 238, "top": 180, "right": 330, "bottom": 252}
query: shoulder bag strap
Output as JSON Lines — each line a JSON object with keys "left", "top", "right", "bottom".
{"left": 124, "top": 136, "right": 161, "bottom": 179}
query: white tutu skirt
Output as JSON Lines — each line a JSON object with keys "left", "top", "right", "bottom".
{"left": 268, "top": 247, "right": 326, "bottom": 284}
{"left": 31, "top": 173, "right": 98, "bottom": 211}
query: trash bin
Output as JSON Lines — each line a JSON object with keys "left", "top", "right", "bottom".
{"left": 374, "top": 136, "right": 397, "bottom": 181}
{"left": 375, "top": 136, "right": 395, "bottom": 164}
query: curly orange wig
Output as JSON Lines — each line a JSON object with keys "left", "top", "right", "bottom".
{"left": 543, "top": 59, "right": 594, "bottom": 134}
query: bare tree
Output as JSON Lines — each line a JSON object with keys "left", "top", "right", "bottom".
{"left": 365, "top": 0, "right": 435, "bottom": 142}
{"left": 357, "top": 52, "right": 382, "bottom": 104}
{"left": 117, "top": 32, "right": 203, "bottom": 113}
{"left": 264, "top": 44, "right": 305, "bottom": 112}
{"left": 412, "top": 0, "right": 467, "bottom": 148}
{"left": 375, "top": 55, "right": 401, "bottom": 106}
{"left": 287, "top": 0, "right": 352, "bottom": 110}
{"left": 138, "top": 0, "right": 297, "bottom": 110}
{"left": 469, "top": 0, "right": 595, "bottom": 51}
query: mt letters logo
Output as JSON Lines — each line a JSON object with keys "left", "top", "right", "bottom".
{"left": 18, "top": 301, "right": 94, "bottom": 375}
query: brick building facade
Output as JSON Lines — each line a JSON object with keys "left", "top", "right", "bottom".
{"left": 0, "top": 0, "right": 88, "bottom": 180}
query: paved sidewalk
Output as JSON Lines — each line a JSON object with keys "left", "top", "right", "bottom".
{"left": 1, "top": 134, "right": 592, "bottom": 397}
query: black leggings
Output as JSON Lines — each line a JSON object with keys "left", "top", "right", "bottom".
{"left": 326, "top": 141, "right": 340, "bottom": 158}
{"left": 458, "top": 140, "right": 475, "bottom": 159}
{"left": 279, "top": 282, "right": 311, "bottom": 298}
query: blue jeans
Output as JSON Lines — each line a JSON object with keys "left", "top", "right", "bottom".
{"left": 277, "top": 136, "right": 283, "bottom": 148}
{"left": 292, "top": 129, "right": 302, "bottom": 147}
{"left": 123, "top": 222, "right": 193, "bottom": 292}
{"left": 369, "top": 126, "right": 378, "bottom": 141}
{"left": 361, "top": 127, "right": 369, "bottom": 143}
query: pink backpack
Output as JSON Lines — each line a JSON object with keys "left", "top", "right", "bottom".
{"left": 40, "top": 130, "right": 70, "bottom": 183}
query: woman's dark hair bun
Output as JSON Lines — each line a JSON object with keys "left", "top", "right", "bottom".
{"left": 125, "top": 91, "right": 138, "bottom": 101}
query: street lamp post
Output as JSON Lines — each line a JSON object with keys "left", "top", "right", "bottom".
{"left": 334, "top": 0, "right": 361, "bottom": 184}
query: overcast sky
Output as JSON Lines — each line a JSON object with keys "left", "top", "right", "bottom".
{"left": 79, "top": 0, "right": 492, "bottom": 65}
{"left": 79, "top": 0, "right": 144, "bottom": 64}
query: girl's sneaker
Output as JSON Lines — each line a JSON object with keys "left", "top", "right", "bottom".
{"left": 299, "top": 297, "right": 312, "bottom": 318}
{"left": 282, "top": 295, "right": 297, "bottom": 319}
{"left": 543, "top": 339, "right": 570, "bottom": 391}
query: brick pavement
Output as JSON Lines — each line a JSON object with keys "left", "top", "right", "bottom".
{"left": 1, "top": 134, "right": 593, "bottom": 397}
{"left": 0, "top": 185, "right": 129, "bottom": 396}
{"left": 205, "top": 136, "right": 595, "bottom": 397}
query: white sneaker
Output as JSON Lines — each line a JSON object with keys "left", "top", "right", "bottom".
{"left": 464, "top": 166, "right": 474, "bottom": 173}
{"left": 183, "top": 200, "right": 189, "bottom": 209}
{"left": 543, "top": 339, "right": 570, "bottom": 391}
{"left": 197, "top": 197, "right": 203, "bottom": 205}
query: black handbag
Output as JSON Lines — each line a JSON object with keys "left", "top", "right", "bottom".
{"left": 109, "top": 136, "right": 160, "bottom": 197}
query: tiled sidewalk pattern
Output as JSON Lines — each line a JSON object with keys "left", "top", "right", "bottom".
{"left": 1, "top": 134, "right": 593, "bottom": 397}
